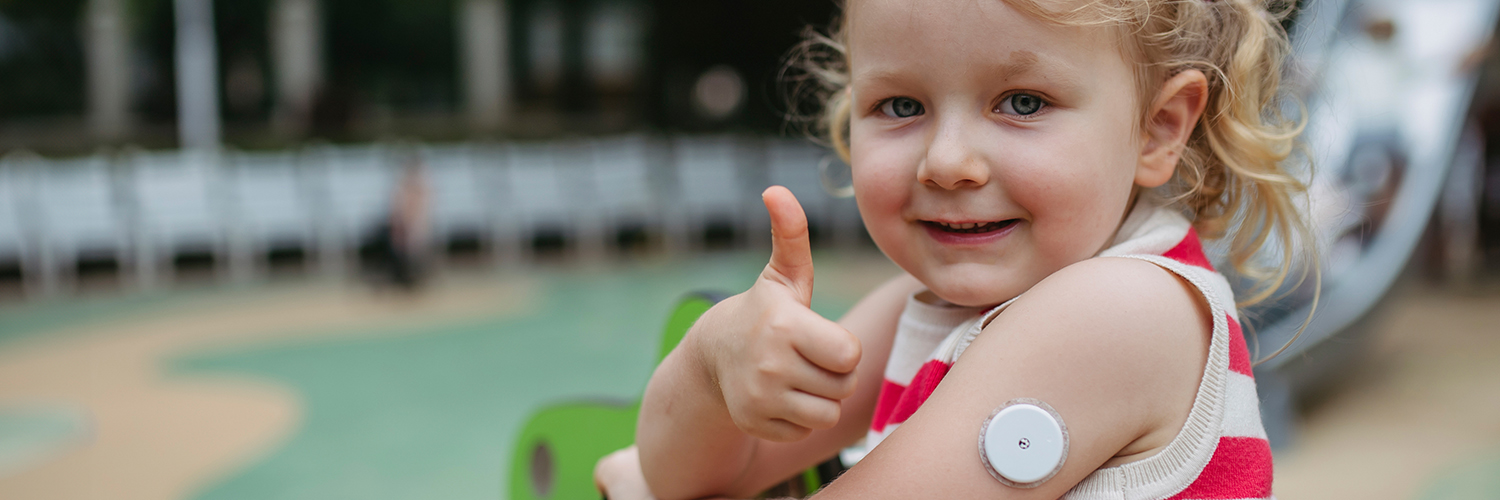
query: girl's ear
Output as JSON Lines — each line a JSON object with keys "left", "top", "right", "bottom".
{"left": 1137, "top": 69, "right": 1209, "bottom": 188}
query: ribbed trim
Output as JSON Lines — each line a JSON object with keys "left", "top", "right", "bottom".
{"left": 950, "top": 297, "right": 1018, "bottom": 362}
{"left": 898, "top": 292, "right": 981, "bottom": 342}
{"left": 1063, "top": 255, "right": 1233, "bottom": 500}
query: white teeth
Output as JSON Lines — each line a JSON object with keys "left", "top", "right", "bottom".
{"left": 935, "top": 221, "right": 1001, "bottom": 231}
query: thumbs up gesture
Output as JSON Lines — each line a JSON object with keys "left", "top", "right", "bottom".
{"left": 697, "top": 186, "right": 863, "bottom": 442}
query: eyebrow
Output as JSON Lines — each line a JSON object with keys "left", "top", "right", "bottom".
{"left": 1000, "top": 50, "right": 1039, "bottom": 80}
{"left": 851, "top": 49, "right": 1081, "bottom": 94}
{"left": 994, "top": 50, "right": 1084, "bottom": 94}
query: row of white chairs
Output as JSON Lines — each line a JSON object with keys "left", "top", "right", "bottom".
{"left": 0, "top": 135, "right": 863, "bottom": 296}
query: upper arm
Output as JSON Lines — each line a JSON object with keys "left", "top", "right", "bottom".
{"left": 723, "top": 271, "right": 926, "bottom": 496}
{"left": 810, "top": 258, "right": 1211, "bottom": 499}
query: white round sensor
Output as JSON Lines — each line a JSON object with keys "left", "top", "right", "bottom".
{"left": 979, "top": 399, "right": 1068, "bottom": 488}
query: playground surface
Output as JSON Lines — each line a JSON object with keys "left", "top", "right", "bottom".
{"left": 0, "top": 251, "right": 1495, "bottom": 500}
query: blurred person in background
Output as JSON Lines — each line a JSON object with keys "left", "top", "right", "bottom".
{"left": 364, "top": 155, "right": 430, "bottom": 292}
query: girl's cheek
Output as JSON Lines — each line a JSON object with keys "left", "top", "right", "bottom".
{"left": 850, "top": 137, "right": 918, "bottom": 216}
{"left": 1003, "top": 149, "right": 1129, "bottom": 254}
{"left": 851, "top": 159, "right": 913, "bottom": 259}
{"left": 852, "top": 168, "right": 905, "bottom": 230}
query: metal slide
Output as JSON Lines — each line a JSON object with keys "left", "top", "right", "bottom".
{"left": 1248, "top": 0, "right": 1499, "bottom": 448}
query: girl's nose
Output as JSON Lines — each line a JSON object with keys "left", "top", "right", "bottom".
{"left": 917, "top": 118, "right": 990, "bottom": 190}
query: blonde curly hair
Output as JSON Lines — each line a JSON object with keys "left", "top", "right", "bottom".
{"left": 783, "top": 0, "right": 1317, "bottom": 318}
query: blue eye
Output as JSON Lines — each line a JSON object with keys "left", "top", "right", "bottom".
{"left": 998, "top": 93, "right": 1045, "bottom": 116}
{"left": 880, "top": 97, "right": 924, "bottom": 118}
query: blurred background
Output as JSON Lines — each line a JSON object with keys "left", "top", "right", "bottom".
{"left": 0, "top": 0, "right": 1498, "bottom": 498}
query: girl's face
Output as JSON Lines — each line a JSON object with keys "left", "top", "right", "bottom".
{"left": 847, "top": 0, "right": 1146, "bottom": 307}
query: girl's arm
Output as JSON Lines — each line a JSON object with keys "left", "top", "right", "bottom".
{"left": 810, "top": 257, "right": 1210, "bottom": 499}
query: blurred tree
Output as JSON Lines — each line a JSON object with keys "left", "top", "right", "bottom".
{"left": 131, "top": 0, "right": 460, "bottom": 142}
{"left": 1, "top": 0, "right": 844, "bottom": 144}
{"left": 133, "top": 0, "right": 271, "bottom": 128}
{"left": 215, "top": 0, "right": 271, "bottom": 122}
{"left": 323, "top": 0, "right": 458, "bottom": 111}
{"left": 645, "top": 0, "right": 838, "bottom": 133}
{"left": 0, "top": 0, "right": 87, "bottom": 118}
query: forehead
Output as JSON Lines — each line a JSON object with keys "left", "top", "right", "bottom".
{"left": 845, "top": 0, "right": 1126, "bottom": 86}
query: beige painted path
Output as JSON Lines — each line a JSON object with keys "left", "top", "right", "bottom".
{"left": 0, "top": 277, "right": 534, "bottom": 500}
{"left": 1274, "top": 285, "right": 1500, "bottom": 499}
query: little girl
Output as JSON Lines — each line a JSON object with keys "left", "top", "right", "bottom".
{"left": 598, "top": 0, "right": 1310, "bottom": 497}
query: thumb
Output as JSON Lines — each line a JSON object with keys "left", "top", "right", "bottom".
{"left": 762, "top": 186, "right": 814, "bottom": 305}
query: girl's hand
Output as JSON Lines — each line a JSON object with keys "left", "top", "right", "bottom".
{"left": 595, "top": 446, "right": 657, "bottom": 500}
{"left": 697, "top": 186, "right": 863, "bottom": 442}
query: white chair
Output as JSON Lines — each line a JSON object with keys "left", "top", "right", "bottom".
{"left": 227, "top": 150, "right": 317, "bottom": 279}
{"left": 505, "top": 142, "right": 579, "bottom": 258}
{"left": 35, "top": 154, "right": 130, "bottom": 292}
{"left": 467, "top": 144, "right": 521, "bottom": 264}
{"left": 0, "top": 155, "right": 36, "bottom": 294}
{"left": 421, "top": 144, "right": 492, "bottom": 262}
{"left": 307, "top": 144, "right": 397, "bottom": 275}
{"left": 586, "top": 134, "right": 663, "bottom": 254}
{"left": 126, "top": 149, "right": 228, "bottom": 287}
{"left": 669, "top": 136, "right": 751, "bottom": 251}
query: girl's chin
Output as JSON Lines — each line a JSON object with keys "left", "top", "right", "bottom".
{"left": 921, "top": 272, "right": 1025, "bottom": 308}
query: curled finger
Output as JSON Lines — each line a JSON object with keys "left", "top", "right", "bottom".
{"left": 787, "top": 359, "right": 859, "bottom": 401}
{"left": 778, "top": 389, "right": 843, "bottom": 431}
{"left": 790, "top": 314, "right": 862, "bottom": 374}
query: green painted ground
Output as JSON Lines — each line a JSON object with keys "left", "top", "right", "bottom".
{"left": 168, "top": 253, "right": 866, "bottom": 500}
{"left": 0, "top": 405, "right": 89, "bottom": 477}
{"left": 0, "top": 288, "right": 214, "bottom": 348}
{"left": 1417, "top": 451, "right": 1500, "bottom": 500}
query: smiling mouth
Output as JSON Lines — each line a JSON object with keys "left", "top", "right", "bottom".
{"left": 922, "top": 219, "right": 1019, "bottom": 234}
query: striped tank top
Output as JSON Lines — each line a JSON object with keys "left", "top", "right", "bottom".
{"left": 848, "top": 198, "right": 1274, "bottom": 500}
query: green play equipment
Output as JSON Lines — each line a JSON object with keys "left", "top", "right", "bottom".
{"left": 508, "top": 291, "right": 844, "bottom": 500}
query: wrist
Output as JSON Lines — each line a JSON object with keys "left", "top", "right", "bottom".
{"left": 682, "top": 298, "right": 731, "bottom": 405}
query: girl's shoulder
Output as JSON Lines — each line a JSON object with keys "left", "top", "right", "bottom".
{"left": 980, "top": 256, "right": 1212, "bottom": 373}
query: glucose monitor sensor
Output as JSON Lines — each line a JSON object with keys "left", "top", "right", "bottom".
{"left": 978, "top": 398, "right": 1069, "bottom": 488}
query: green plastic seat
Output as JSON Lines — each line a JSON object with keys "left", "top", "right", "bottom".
{"left": 507, "top": 291, "right": 840, "bottom": 499}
